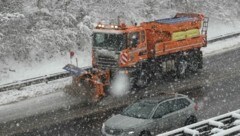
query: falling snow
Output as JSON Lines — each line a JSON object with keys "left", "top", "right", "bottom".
{"left": 0, "top": 0, "right": 240, "bottom": 136}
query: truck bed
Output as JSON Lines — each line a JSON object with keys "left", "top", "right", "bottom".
{"left": 155, "top": 16, "right": 197, "bottom": 24}
{"left": 154, "top": 36, "right": 205, "bottom": 57}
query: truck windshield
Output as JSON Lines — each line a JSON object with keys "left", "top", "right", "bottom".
{"left": 121, "top": 101, "right": 157, "bottom": 119}
{"left": 93, "top": 33, "right": 127, "bottom": 51}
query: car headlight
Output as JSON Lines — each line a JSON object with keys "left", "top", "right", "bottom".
{"left": 102, "top": 123, "right": 105, "bottom": 129}
{"left": 127, "top": 130, "right": 135, "bottom": 135}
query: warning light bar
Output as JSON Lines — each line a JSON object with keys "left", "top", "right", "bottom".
{"left": 96, "top": 23, "right": 126, "bottom": 30}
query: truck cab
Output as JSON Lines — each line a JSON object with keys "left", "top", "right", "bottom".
{"left": 92, "top": 23, "right": 147, "bottom": 71}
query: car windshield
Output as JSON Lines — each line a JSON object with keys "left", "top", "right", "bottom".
{"left": 121, "top": 101, "right": 157, "bottom": 119}
{"left": 93, "top": 33, "right": 127, "bottom": 51}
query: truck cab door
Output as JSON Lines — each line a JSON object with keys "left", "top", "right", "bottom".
{"left": 127, "top": 31, "right": 147, "bottom": 66}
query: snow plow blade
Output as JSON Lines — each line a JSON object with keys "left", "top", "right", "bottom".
{"left": 63, "top": 64, "right": 110, "bottom": 102}
{"left": 63, "top": 64, "right": 92, "bottom": 77}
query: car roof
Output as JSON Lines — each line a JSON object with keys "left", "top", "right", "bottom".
{"left": 140, "top": 93, "right": 188, "bottom": 104}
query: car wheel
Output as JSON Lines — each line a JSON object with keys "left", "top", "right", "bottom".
{"left": 140, "top": 131, "right": 151, "bottom": 136}
{"left": 185, "top": 115, "right": 198, "bottom": 126}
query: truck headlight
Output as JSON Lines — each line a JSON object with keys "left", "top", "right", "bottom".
{"left": 119, "top": 70, "right": 129, "bottom": 75}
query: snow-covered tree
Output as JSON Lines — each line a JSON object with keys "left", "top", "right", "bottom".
{"left": 0, "top": 0, "right": 239, "bottom": 63}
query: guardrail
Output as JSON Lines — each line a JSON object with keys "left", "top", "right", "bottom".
{"left": 157, "top": 109, "right": 240, "bottom": 136}
{"left": 1, "top": 31, "right": 240, "bottom": 92}
{"left": 208, "top": 31, "right": 240, "bottom": 43}
{"left": 0, "top": 72, "right": 70, "bottom": 92}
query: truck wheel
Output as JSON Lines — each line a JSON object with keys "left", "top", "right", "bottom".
{"left": 188, "top": 56, "right": 199, "bottom": 73}
{"left": 134, "top": 70, "right": 150, "bottom": 88}
{"left": 198, "top": 51, "right": 203, "bottom": 69}
{"left": 176, "top": 59, "right": 187, "bottom": 78}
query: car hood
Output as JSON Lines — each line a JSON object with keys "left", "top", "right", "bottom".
{"left": 105, "top": 114, "right": 152, "bottom": 130}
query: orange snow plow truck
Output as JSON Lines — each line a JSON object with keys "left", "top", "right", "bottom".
{"left": 63, "top": 13, "right": 208, "bottom": 101}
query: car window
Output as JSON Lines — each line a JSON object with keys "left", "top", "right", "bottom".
{"left": 122, "top": 101, "right": 157, "bottom": 119}
{"left": 153, "top": 100, "right": 174, "bottom": 119}
{"left": 172, "top": 98, "right": 191, "bottom": 112}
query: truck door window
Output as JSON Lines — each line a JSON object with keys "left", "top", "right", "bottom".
{"left": 93, "top": 33, "right": 127, "bottom": 51}
{"left": 129, "top": 32, "right": 140, "bottom": 48}
{"left": 94, "top": 33, "right": 105, "bottom": 44}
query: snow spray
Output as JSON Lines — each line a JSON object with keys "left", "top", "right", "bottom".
{"left": 110, "top": 71, "right": 130, "bottom": 97}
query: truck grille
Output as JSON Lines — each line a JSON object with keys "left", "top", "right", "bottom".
{"left": 105, "top": 126, "right": 123, "bottom": 135}
{"left": 96, "top": 56, "right": 118, "bottom": 70}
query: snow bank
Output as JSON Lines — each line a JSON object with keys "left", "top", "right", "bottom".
{"left": 0, "top": 77, "right": 71, "bottom": 106}
{"left": 0, "top": 49, "right": 91, "bottom": 85}
{"left": 202, "top": 35, "right": 240, "bottom": 57}
{"left": 208, "top": 20, "right": 240, "bottom": 38}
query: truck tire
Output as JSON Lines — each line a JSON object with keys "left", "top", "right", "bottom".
{"left": 198, "top": 51, "right": 203, "bottom": 69}
{"left": 133, "top": 62, "right": 151, "bottom": 88}
{"left": 134, "top": 70, "right": 150, "bottom": 88}
{"left": 188, "top": 55, "right": 199, "bottom": 73}
{"left": 176, "top": 59, "right": 187, "bottom": 78}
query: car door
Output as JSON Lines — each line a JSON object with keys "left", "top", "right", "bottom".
{"left": 161, "top": 99, "right": 182, "bottom": 130}
{"left": 151, "top": 100, "right": 174, "bottom": 133}
{"left": 172, "top": 98, "right": 192, "bottom": 127}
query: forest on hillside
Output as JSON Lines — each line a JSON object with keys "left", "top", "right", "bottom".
{"left": 0, "top": 0, "right": 239, "bottom": 63}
